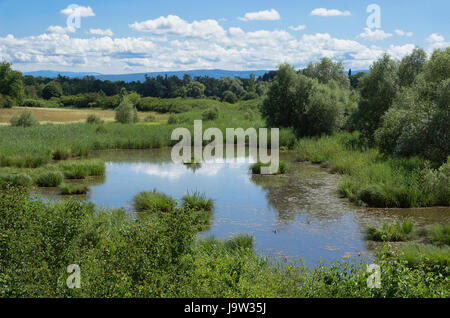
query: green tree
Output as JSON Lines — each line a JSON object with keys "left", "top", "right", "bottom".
{"left": 42, "top": 81, "right": 62, "bottom": 100}
{"left": 355, "top": 54, "right": 399, "bottom": 143}
{"left": 303, "top": 57, "right": 350, "bottom": 89}
{"left": 262, "top": 63, "right": 345, "bottom": 137}
{"left": 221, "top": 90, "right": 238, "bottom": 104}
{"left": 115, "top": 97, "right": 139, "bottom": 124}
{"left": 0, "top": 62, "right": 25, "bottom": 105}
{"left": 398, "top": 48, "right": 427, "bottom": 87}
{"left": 186, "top": 81, "right": 205, "bottom": 98}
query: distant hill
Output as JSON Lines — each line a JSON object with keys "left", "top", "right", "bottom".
{"left": 23, "top": 69, "right": 273, "bottom": 82}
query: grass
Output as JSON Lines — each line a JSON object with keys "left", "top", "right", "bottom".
{"left": 0, "top": 173, "right": 33, "bottom": 188}
{"left": 182, "top": 191, "right": 214, "bottom": 211}
{"left": 397, "top": 243, "right": 450, "bottom": 268}
{"left": 427, "top": 224, "right": 450, "bottom": 246}
{"left": 59, "top": 184, "right": 90, "bottom": 195}
{"left": 297, "top": 132, "right": 447, "bottom": 208}
{"left": 250, "top": 161, "right": 288, "bottom": 175}
{"left": 366, "top": 218, "right": 415, "bottom": 242}
{"left": 1, "top": 189, "right": 448, "bottom": 298}
{"left": 223, "top": 234, "right": 254, "bottom": 252}
{"left": 35, "top": 171, "right": 63, "bottom": 187}
{"left": 133, "top": 189, "right": 177, "bottom": 213}
{"left": 0, "top": 104, "right": 271, "bottom": 168}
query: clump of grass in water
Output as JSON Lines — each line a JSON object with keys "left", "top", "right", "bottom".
{"left": 59, "top": 160, "right": 106, "bottom": 179}
{"left": 59, "top": 184, "right": 90, "bottom": 195}
{"left": 35, "top": 171, "right": 63, "bottom": 187}
{"left": 0, "top": 173, "right": 33, "bottom": 188}
{"left": 134, "top": 189, "right": 177, "bottom": 213}
{"left": 250, "top": 161, "right": 288, "bottom": 175}
{"left": 427, "top": 224, "right": 450, "bottom": 246}
{"left": 52, "top": 148, "right": 72, "bottom": 161}
{"left": 366, "top": 218, "right": 415, "bottom": 242}
{"left": 182, "top": 191, "right": 214, "bottom": 211}
{"left": 223, "top": 234, "right": 254, "bottom": 252}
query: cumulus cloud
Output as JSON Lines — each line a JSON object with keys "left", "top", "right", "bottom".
{"left": 426, "top": 33, "right": 449, "bottom": 51}
{"left": 60, "top": 5, "right": 95, "bottom": 18}
{"left": 238, "top": 9, "right": 280, "bottom": 21}
{"left": 47, "top": 25, "right": 76, "bottom": 34}
{"left": 358, "top": 28, "right": 392, "bottom": 41}
{"left": 89, "top": 28, "right": 114, "bottom": 36}
{"left": 289, "top": 25, "right": 307, "bottom": 31}
{"left": 129, "top": 15, "right": 226, "bottom": 40}
{"left": 1, "top": 15, "right": 422, "bottom": 74}
{"left": 395, "top": 29, "right": 413, "bottom": 37}
{"left": 311, "top": 8, "right": 351, "bottom": 17}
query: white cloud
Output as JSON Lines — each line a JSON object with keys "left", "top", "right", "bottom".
{"left": 426, "top": 33, "right": 449, "bottom": 51}
{"left": 311, "top": 8, "right": 351, "bottom": 17}
{"left": 238, "top": 9, "right": 280, "bottom": 21}
{"left": 358, "top": 28, "right": 392, "bottom": 41}
{"left": 1, "top": 15, "right": 423, "bottom": 74}
{"left": 426, "top": 33, "right": 445, "bottom": 43}
{"left": 129, "top": 15, "right": 226, "bottom": 40}
{"left": 60, "top": 5, "right": 95, "bottom": 18}
{"left": 395, "top": 29, "right": 413, "bottom": 37}
{"left": 289, "top": 25, "right": 307, "bottom": 31}
{"left": 47, "top": 25, "right": 76, "bottom": 34}
{"left": 89, "top": 28, "right": 114, "bottom": 36}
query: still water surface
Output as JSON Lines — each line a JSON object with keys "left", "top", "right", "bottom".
{"left": 40, "top": 149, "right": 450, "bottom": 267}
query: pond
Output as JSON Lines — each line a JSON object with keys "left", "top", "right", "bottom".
{"left": 39, "top": 148, "right": 450, "bottom": 267}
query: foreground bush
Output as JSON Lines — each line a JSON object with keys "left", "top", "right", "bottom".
{"left": 0, "top": 190, "right": 448, "bottom": 298}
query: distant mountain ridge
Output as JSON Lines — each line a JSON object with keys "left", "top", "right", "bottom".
{"left": 23, "top": 69, "right": 370, "bottom": 82}
{"left": 23, "top": 69, "right": 274, "bottom": 82}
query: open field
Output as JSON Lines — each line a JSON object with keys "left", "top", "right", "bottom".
{"left": 0, "top": 107, "right": 168, "bottom": 125}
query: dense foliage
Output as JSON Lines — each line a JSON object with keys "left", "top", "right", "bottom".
{"left": 0, "top": 189, "right": 448, "bottom": 298}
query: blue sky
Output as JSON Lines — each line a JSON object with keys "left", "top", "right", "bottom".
{"left": 0, "top": 0, "right": 448, "bottom": 73}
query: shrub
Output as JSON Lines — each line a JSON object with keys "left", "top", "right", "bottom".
{"left": 167, "top": 114, "right": 180, "bottom": 125}
{"left": 86, "top": 114, "right": 103, "bottom": 124}
{"left": 221, "top": 90, "right": 238, "bottom": 104}
{"left": 59, "top": 184, "right": 89, "bottom": 195}
{"left": 144, "top": 114, "right": 156, "bottom": 122}
{"left": 182, "top": 191, "right": 214, "bottom": 211}
{"left": 10, "top": 110, "right": 38, "bottom": 127}
{"left": 35, "top": 171, "right": 63, "bottom": 187}
{"left": 201, "top": 108, "right": 219, "bottom": 121}
{"left": 115, "top": 97, "right": 139, "bottom": 124}
{"left": 134, "top": 190, "right": 176, "bottom": 213}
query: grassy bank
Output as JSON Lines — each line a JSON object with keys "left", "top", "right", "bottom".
{"left": 0, "top": 189, "right": 448, "bottom": 298}
{"left": 296, "top": 132, "right": 449, "bottom": 208}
